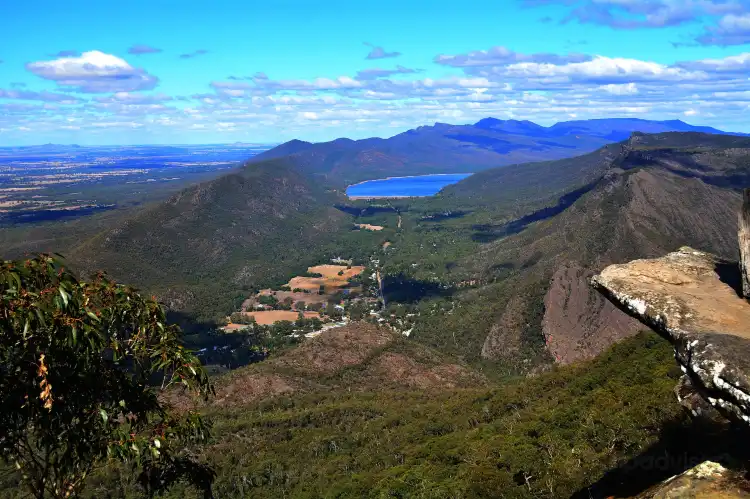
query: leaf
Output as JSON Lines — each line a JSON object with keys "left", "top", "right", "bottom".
{"left": 11, "top": 272, "right": 21, "bottom": 293}
{"left": 33, "top": 308, "right": 46, "bottom": 328}
{"left": 58, "top": 287, "right": 69, "bottom": 307}
{"left": 99, "top": 408, "right": 108, "bottom": 423}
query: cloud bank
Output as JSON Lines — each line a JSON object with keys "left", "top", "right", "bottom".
{"left": 4, "top": 44, "right": 750, "bottom": 141}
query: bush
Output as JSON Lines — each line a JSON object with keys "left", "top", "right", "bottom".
{"left": 0, "top": 255, "right": 214, "bottom": 498}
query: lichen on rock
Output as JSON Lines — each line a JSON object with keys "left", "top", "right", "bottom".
{"left": 632, "top": 460, "right": 750, "bottom": 498}
{"left": 592, "top": 246, "right": 750, "bottom": 426}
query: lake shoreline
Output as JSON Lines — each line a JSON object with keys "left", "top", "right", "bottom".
{"left": 348, "top": 195, "right": 414, "bottom": 200}
{"left": 346, "top": 172, "right": 475, "bottom": 189}
{"left": 346, "top": 173, "right": 473, "bottom": 199}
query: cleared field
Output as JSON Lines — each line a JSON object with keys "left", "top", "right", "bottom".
{"left": 286, "top": 265, "right": 365, "bottom": 294}
{"left": 310, "top": 264, "right": 365, "bottom": 279}
{"left": 240, "top": 264, "right": 366, "bottom": 315}
{"left": 241, "top": 310, "right": 321, "bottom": 325}
{"left": 354, "top": 223, "right": 384, "bottom": 231}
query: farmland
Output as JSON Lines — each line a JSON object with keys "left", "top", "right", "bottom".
{"left": 222, "top": 263, "right": 373, "bottom": 332}
{"left": 234, "top": 310, "right": 321, "bottom": 325}
{"left": 0, "top": 143, "right": 269, "bottom": 225}
{"left": 249, "top": 264, "right": 367, "bottom": 308}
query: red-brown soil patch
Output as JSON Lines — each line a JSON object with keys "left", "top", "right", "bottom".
{"left": 271, "top": 322, "right": 392, "bottom": 376}
{"left": 241, "top": 310, "right": 320, "bottom": 325}
{"left": 286, "top": 264, "right": 365, "bottom": 294}
{"left": 310, "top": 264, "right": 365, "bottom": 280}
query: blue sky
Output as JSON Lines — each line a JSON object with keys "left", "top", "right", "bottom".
{"left": 1, "top": 0, "right": 750, "bottom": 145}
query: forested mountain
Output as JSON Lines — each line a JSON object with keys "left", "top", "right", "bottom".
{"left": 67, "top": 157, "right": 353, "bottom": 320}
{"left": 253, "top": 118, "right": 747, "bottom": 185}
{"left": 410, "top": 132, "right": 750, "bottom": 367}
{"left": 4, "top": 131, "right": 750, "bottom": 498}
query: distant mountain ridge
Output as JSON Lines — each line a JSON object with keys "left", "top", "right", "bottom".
{"left": 253, "top": 118, "right": 748, "bottom": 185}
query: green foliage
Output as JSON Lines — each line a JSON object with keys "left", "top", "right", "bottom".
{"left": 53, "top": 331, "right": 690, "bottom": 498}
{"left": 301, "top": 272, "right": 323, "bottom": 278}
{"left": 256, "top": 295, "right": 278, "bottom": 308}
{"left": 228, "top": 312, "right": 256, "bottom": 325}
{"left": 0, "top": 255, "right": 214, "bottom": 498}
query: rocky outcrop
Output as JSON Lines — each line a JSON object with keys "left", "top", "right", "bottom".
{"left": 632, "top": 461, "right": 750, "bottom": 498}
{"left": 592, "top": 247, "right": 750, "bottom": 425}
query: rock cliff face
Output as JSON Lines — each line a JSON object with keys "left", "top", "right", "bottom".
{"left": 592, "top": 247, "right": 750, "bottom": 425}
{"left": 542, "top": 263, "right": 642, "bottom": 364}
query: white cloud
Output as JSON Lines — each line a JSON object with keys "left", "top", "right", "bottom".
{"left": 600, "top": 83, "right": 639, "bottom": 94}
{"left": 499, "top": 56, "right": 699, "bottom": 83}
{"left": 26, "top": 51, "right": 158, "bottom": 93}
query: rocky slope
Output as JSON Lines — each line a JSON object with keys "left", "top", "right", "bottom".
{"left": 421, "top": 133, "right": 750, "bottom": 367}
{"left": 199, "top": 323, "right": 486, "bottom": 408}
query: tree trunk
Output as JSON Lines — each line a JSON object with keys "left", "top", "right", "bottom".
{"left": 739, "top": 188, "right": 750, "bottom": 298}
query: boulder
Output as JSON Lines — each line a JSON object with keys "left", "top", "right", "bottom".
{"left": 592, "top": 247, "right": 750, "bottom": 425}
{"left": 632, "top": 461, "right": 750, "bottom": 498}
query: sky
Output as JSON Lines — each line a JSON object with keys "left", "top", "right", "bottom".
{"left": 1, "top": 0, "right": 750, "bottom": 146}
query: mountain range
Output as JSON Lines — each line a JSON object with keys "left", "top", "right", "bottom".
{"left": 253, "top": 117, "right": 749, "bottom": 185}
{"left": 4, "top": 118, "right": 750, "bottom": 496}
{"left": 3, "top": 119, "right": 750, "bottom": 367}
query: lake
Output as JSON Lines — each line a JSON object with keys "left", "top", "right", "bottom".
{"left": 346, "top": 173, "right": 472, "bottom": 198}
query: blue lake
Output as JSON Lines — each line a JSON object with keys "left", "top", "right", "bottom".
{"left": 346, "top": 173, "right": 472, "bottom": 198}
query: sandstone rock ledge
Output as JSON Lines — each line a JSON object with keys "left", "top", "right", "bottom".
{"left": 632, "top": 461, "right": 750, "bottom": 498}
{"left": 592, "top": 247, "right": 750, "bottom": 425}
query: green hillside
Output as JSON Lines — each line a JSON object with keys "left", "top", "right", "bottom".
{"left": 64, "top": 158, "right": 363, "bottom": 321}
{"left": 18, "top": 331, "right": 742, "bottom": 499}
{"left": 370, "top": 133, "right": 750, "bottom": 369}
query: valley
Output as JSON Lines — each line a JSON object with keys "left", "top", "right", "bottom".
{"left": 0, "top": 143, "right": 269, "bottom": 225}
{"left": 3, "top": 123, "right": 750, "bottom": 498}
{"left": 9, "top": 4, "right": 750, "bottom": 496}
